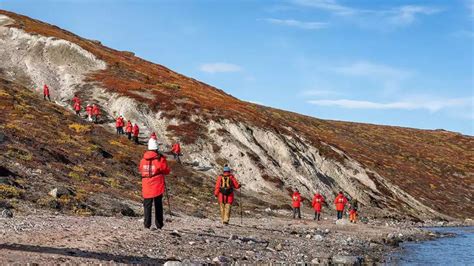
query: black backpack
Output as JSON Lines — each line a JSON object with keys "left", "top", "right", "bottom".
{"left": 219, "top": 175, "right": 234, "bottom": 196}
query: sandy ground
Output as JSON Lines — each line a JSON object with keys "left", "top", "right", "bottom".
{"left": 0, "top": 211, "right": 431, "bottom": 264}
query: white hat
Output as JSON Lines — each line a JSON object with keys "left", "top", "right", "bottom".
{"left": 148, "top": 138, "right": 158, "bottom": 150}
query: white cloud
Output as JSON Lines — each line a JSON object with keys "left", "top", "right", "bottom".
{"left": 199, "top": 63, "right": 242, "bottom": 73}
{"left": 262, "top": 18, "right": 328, "bottom": 30}
{"left": 331, "top": 61, "right": 412, "bottom": 81}
{"left": 308, "top": 97, "right": 472, "bottom": 112}
{"left": 290, "top": 0, "right": 441, "bottom": 27}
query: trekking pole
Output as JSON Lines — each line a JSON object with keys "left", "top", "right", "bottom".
{"left": 164, "top": 178, "right": 172, "bottom": 216}
{"left": 240, "top": 187, "right": 243, "bottom": 225}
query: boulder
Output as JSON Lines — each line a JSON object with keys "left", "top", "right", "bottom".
{"left": 49, "top": 187, "right": 75, "bottom": 198}
{"left": 331, "top": 255, "right": 362, "bottom": 265}
{"left": 164, "top": 261, "right": 182, "bottom": 266}
{"left": 1, "top": 208, "right": 13, "bottom": 218}
{"left": 313, "top": 234, "right": 324, "bottom": 241}
{"left": 335, "top": 219, "right": 350, "bottom": 226}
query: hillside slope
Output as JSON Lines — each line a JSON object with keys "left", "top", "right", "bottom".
{"left": 0, "top": 10, "right": 472, "bottom": 220}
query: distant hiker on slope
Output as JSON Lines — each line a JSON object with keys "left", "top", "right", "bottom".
{"left": 312, "top": 192, "right": 325, "bottom": 221}
{"left": 92, "top": 104, "right": 100, "bottom": 123}
{"left": 73, "top": 101, "right": 81, "bottom": 116}
{"left": 86, "top": 104, "right": 93, "bottom": 122}
{"left": 171, "top": 142, "right": 181, "bottom": 163}
{"left": 349, "top": 199, "right": 358, "bottom": 223}
{"left": 138, "top": 141, "right": 171, "bottom": 230}
{"left": 148, "top": 132, "right": 158, "bottom": 150}
{"left": 334, "top": 191, "right": 348, "bottom": 220}
{"left": 43, "top": 84, "right": 51, "bottom": 101}
{"left": 132, "top": 123, "right": 140, "bottom": 144}
{"left": 72, "top": 94, "right": 81, "bottom": 106}
{"left": 125, "top": 121, "right": 133, "bottom": 140}
{"left": 292, "top": 189, "right": 302, "bottom": 219}
{"left": 214, "top": 165, "right": 241, "bottom": 225}
{"left": 116, "top": 115, "right": 125, "bottom": 135}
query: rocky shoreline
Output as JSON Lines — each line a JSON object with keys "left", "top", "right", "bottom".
{"left": 0, "top": 210, "right": 450, "bottom": 265}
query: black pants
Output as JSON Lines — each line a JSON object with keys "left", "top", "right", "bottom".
{"left": 116, "top": 127, "right": 124, "bottom": 135}
{"left": 293, "top": 207, "right": 301, "bottom": 219}
{"left": 127, "top": 132, "right": 132, "bottom": 140}
{"left": 337, "top": 210, "right": 343, "bottom": 219}
{"left": 133, "top": 136, "right": 139, "bottom": 144}
{"left": 143, "top": 195, "right": 163, "bottom": 229}
{"left": 94, "top": 115, "right": 99, "bottom": 123}
{"left": 44, "top": 95, "right": 50, "bottom": 101}
{"left": 173, "top": 153, "right": 181, "bottom": 163}
{"left": 314, "top": 211, "right": 321, "bottom": 221}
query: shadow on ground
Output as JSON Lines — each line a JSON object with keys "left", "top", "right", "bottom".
{"left": 0, "top": 243, "right": 165, "bottom": 264}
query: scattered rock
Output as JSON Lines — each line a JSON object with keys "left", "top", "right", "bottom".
{"left": 170, "top": 230, "right": 181, "bottom": 237}
{"left": 188, "top": 241, "right": 196, "bottom": 245}
{"left": 229, "top": 234, "right": 238, "bottom": 241}
{"left": 213, "top": 256, "right": 231, "bottom": 264}
{"left": 164, "top": 261, "right": 181, "bottom": 266}
{"left": 336, "top": 219, "right": 350, "bottom": 226}
{"left": 1, "top": 208, "right": 13, "bottom": 218}
{"left": 313, "top": 234, "right": 324, "bottom": 241}
{"left": 275, "top": 243, "right": 283, "bottom": 251}
{"left": 305, "top": 234, "right": 312, "bottom": 239}
{"left": 0, "top": 132, "right": 5, "bottom": 144}
{"left": 265, "top": 208, "right": 272, "bottom": 213}
{"left": 332, "top": 255, "right": 362, "bottom": 265}
{"left": 49, "top": 187, "right": 75, "bottom": 198}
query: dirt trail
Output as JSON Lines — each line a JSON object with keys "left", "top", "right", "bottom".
{"left": 0, "top": 212, "right": 430, "bottom": 264}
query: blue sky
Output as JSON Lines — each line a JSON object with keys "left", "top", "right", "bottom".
{"left": 1, "top": 0, "right": 473, "bottom": 134}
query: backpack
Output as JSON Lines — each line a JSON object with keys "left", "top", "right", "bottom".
{"left": 219, "top": 175, "right": 234, "bottom": 196}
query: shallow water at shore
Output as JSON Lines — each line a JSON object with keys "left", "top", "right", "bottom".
{"left": 389, "top": 227, "right": 474, "bottom": 265}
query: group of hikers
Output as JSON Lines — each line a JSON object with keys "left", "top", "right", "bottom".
{"left": 42, "top": 84, "right": 358, "bottom": 230}
{"left": 292, "top": 189, "right": 358, "bottom": 223}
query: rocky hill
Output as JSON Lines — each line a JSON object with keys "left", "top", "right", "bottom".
{"left": 0, "top": 10, "right": 472, "bottom": 221}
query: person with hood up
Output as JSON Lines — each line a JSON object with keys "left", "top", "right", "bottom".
{"left": 92, "top": 104, "right": 101, "bottom": 123}
{"left": 311, "top": 192, "right": 325, "bottom": 221}
{"left": 116, "top": 116, "right": 125, "bottom": 135}
{"left": 138, "top": 140, "right": 170, "bottom": 230}
{"left": 334, "top": 191, "right": 348, "bottom": 220}
{"left": 292, "top": 189, "right": 302, "bottom": 219}
{"left": 171, "top": 142, "right": 181, "bottom": 163}
{"left": 214, "top": 165, "right": 241, "bottom": 225}
{"left": 132, "top": 123, "right": 140, "bottom": 144}
{"left": 86, "top": 104, "right": 93, "bottom": 122}
{"left": 125, "top": 121, "right": 133, "bottom": 140}
{"left": 72, "top": 94, "right": 81, "bottom": 105}
{"left": 43, "top": 84, "right": 51, "bottom": 101}
{"left": 73, "top": 101, "right": 81, "bottom": 116}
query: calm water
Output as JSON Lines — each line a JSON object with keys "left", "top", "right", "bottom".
{"left": 389, "top": 227, "right": 474, "bottom": 265}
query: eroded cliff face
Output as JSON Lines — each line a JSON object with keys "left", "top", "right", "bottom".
{"left": 0, "top": 12, "right": 469, "bottom": 221}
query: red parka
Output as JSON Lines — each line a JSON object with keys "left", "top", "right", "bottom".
{"left": 171, "top": 143, "right": 181, "bottom": 154}
{"left": 125, "top": 121, "right": 133, "bottom": 133}
{"left": 138, "top": 151, "right": 170, "bottom": 199}
{"left": 92, "top": 105, "right": 100, "bottom": 116}
{"left": 74, "top": 102, "right": 81, "bottom": 111}
{"left": 72, "top": 96, "right": 81, "bottom": 105}
{"left": 86, "top": 105, "right": 93, "bottom": 115}
{"left": 312, "top": 193, "right": 325, "bottom": 212}
{"left": 43, "top": 85, "right": 50, "bottom": 96}
{"left": 214, "top": 173, "right": 240, "bottom": 204}
{"left": 292, "top": 192, "right": 302, "bottom": 208}
{"left": 116, "top": 117, "right": 124, "bottom": 127}
{"left": 334, "top": 193, "right": 348, "bottom": 211}
{"left": 132, "top": 124, "right": 139, "bottom": 137}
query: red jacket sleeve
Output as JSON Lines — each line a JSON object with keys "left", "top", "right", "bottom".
{"left": 158, "top": 157, "right": 170, "bottom": 175}
{"left": 231, "top": 175, "right": 241, "bottom": 189}
{"left": 214, "top": 176, "right": 221, "bottom": 196}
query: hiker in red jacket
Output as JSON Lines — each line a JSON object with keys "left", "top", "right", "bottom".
{"left": 125, "top": 121, "right": 133, "bottom": 140}
{"left": 334, "top": 191, "right": 348, "bottom": 220}
{"left": 72, "top": 94, "right": 81, "bottom": 105}
{"left": 214, "top": 165, "right": 241, "bottom": 225}
{"left": 115, "top": 116, "right": 124, "bottom": 135}
{"left": 171, "top": 142, "right": 181, "bottom": 163}
{"left": 292, "top": 189, "right": 302, "bottom": 219}
{"left": 92, "top": 104, "right": 100, "bottom": 123}
{"left": 138, "top": 145, "right": 170, "bottom": 230}
{"left": 43, "top": 84, "right": 51, "bottom": 101}
{"left": 73, "top": 101, "right": 81, "bottom": 116}
{"left": 132, "top": 124, "right": 140, "bottom": 144}
{"left": 312, "top": 192, "right": 325, "bottom": 221}
{"left": 86, "top": 104, "right": 93, "bottom": 122}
